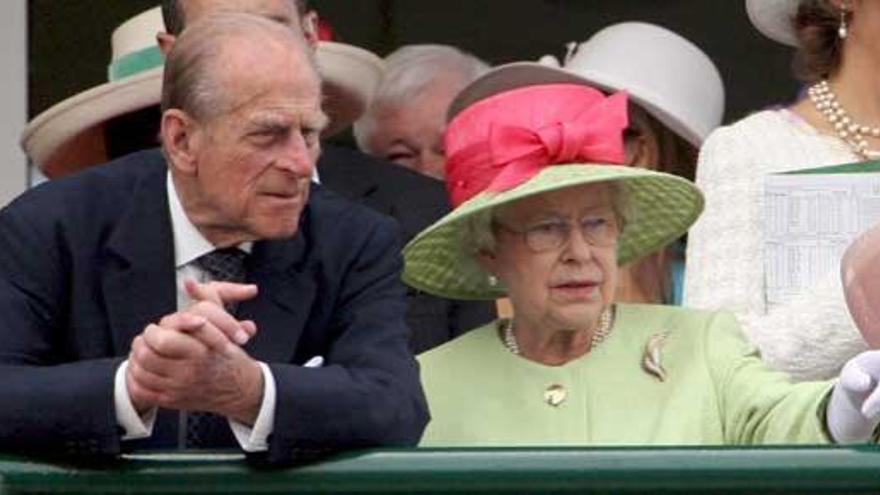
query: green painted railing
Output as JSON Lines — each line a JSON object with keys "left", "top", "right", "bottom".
{"left": 2, "top": 446, "right": 880, "bottom": 493}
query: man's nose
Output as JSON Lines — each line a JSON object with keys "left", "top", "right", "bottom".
{"left": 276, "top": 133, "right": 316, "bottom": 176}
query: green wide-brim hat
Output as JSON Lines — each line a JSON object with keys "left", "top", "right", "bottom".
{"left": 403, "top": 164, "right": 704, "bottom": 300}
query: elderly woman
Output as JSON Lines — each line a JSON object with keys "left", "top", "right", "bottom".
{"left": 403, "top": 80, "right": 880, "bottom": 446}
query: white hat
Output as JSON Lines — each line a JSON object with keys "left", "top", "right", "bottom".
{"left": 746, "top": 0, "right": 800, "bottom": 46}
{"left": 448, "top": 22, "right": 725, "bottom": 147}
{"left": 21, "top": 6, "right": 383, "bottom": 178}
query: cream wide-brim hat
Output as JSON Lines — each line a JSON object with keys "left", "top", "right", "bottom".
{"left": 21, "top": 6, "right": 383, "bottom": 178}
{"left": 746, "top": 0, "right": 800, "bottom": 46}
{"left": 448, "top": 22, "right": 725, "bottom": 148}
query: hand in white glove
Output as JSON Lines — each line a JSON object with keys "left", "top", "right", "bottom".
{"left": 827, "top": 350, "right": 880, "bottom": 443}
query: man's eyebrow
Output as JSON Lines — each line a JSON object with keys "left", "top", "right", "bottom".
{"left": 267, "top": 14, "right": 294, "bottom": 26}
{"left": 248, "top": 117, "right": 289, "bottom": 131}
{"left": 306, "top": 112, "right": 330, "bottom": 131}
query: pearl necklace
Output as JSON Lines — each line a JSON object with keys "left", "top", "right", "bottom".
{"left": 503, "top": 306, "right": 614, "bottom": 356}
{"left": 808, "top": 80, "right": 880, "bottom": 160}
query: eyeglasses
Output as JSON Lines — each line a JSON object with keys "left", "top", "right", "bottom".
{"left": 494, "top": 212, "right": 619, "bottom": 253}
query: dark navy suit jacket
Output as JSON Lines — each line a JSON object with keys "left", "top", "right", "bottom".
{"left": 0, "top": 149, "right": 428, "bottom": 464}
{"left": 319, "top": 145, "right": 495, "bottom": 352}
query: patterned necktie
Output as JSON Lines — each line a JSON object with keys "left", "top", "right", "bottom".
{"left": 193, "top": 247, "right": 248, "bottom": 314}
{"left": 184, "top": 247, "right": 248, "bottom": 448}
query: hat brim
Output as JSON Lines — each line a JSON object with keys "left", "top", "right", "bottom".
{"left": 316, "top": 41, "right": 383, "bottom": 137}
{"left": 21, "top": 67, "right": 164, "bottom": 178}
{"left": 447, "top": 62, "right": 704, "bottom": 147}
{"left": 22, "top": 41, "right": 383, "bottom": 178}
{"left": 403, "top": 165, "right": 704, "bottom": 300}
{"left": 746, "top": 0, "right": 799, "bottom": 46}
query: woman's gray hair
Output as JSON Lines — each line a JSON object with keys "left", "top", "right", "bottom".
{"left": 458, "top": 181, "right": 633, "bottom": 260}
{"left": 353, "top": 44, "right": 489, "bottom": 151}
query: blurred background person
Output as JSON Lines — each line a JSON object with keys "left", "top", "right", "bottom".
{"left": 406, "top": 79, "right": 880, "bottom": 447}
{"left": 685, "top": 0, "right": 880, "bottom": 380}
{"left": 353, "top": 44, "right": 489, "bottom": 180}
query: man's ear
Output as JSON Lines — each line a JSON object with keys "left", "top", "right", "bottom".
{"left": 161, "top": 109, "right": 201, "bottom": 175}
{"left": 301, "top": 11, "right": 319, "bottom": 48}
{"left": 156, "top": 32, "right": 177, "bottom": 56}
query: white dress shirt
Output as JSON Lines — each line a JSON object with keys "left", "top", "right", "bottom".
{"left": 112, "top": 172, "right": 277, "bottom": 452}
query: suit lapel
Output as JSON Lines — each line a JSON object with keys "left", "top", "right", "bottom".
{"left": 240, "top": 230, "right": 316, "bottom": 364}
{"left": 101, "top": 164, "right": 177, "bottom": 354}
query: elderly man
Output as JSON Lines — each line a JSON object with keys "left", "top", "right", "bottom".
{"left": 0, "top": 13, "right": 427, "bottom": 464}
{"left": 157, "top": 0, "right": 495, "bottom": 353}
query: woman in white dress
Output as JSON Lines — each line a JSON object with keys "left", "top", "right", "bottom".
{"left": 685, "top": 0, "right": 880, "bottom": 380}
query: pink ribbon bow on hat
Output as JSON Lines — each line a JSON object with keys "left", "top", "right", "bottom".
{"left": 445, "top": 88, "right": 629, "bottom": 207}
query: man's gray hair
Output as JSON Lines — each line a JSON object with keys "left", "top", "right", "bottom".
{"left": 353, "top": 44, "right": 490, "bottom": 151}
{"left": 162, "top": 0, "right": 309, "bottom": 35}
{"left": 160, "top": 12, "right": 315, "bottom": 121}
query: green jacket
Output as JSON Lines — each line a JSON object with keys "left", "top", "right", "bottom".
{"left": 418, "top": 304, "right": 834, "bottom": 446}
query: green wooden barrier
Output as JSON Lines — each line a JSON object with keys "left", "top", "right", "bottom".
{"left": 2, "top": 446, "right": 880, "bottom": 494}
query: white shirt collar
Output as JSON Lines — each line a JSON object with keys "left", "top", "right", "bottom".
{"left": 166, "top": 172, "right": 252, "bottom": 269}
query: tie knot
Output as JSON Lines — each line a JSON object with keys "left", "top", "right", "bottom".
{"left": 195, "top": 247, "right": 247, "bottom": 283}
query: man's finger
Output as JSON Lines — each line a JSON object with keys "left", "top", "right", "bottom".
{"left": 128, "top": 356, "right": 174, "bottom": 392}
{"left": 158, "top": 313, "right": 207, "bottom": 332}
{"left": 185, "top": 279, "right": 258, "bottom": 306}
{"left": 143, "top": 323, "right": 208, "bottom": 359}
{"left": 186, "top": 301, "right": 252, "bottom": 345}
{"left": 131, "top": 336, "right": 180, "bottom": 379}
{"left": 240, "top": 320, "right": 258, "bottom": 338}
{"left": 179, "top": 318, "right": 239, "bottom": 356}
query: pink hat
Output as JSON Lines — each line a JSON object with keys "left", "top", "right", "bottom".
{"left": 444, "top": 84, "right": 629, "bottom": 207}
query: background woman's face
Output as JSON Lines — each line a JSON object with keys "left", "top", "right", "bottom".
{"left": 482, "top": 183, "right": 620, "bottom": 332}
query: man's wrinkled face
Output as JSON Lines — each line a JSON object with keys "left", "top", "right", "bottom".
{"left": 187, "top": 40, "right": 326, "bottom": 242}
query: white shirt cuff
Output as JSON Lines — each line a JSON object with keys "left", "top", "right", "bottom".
{"left": 228, "top": 362, "right": 276, "bottom": 452}
{"left": 114, "top": 360, "right": 157, "bottom": 440}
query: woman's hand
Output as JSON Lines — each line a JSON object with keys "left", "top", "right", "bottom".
{"left": 827, "top": 350, "right": 880, "bottom": 443}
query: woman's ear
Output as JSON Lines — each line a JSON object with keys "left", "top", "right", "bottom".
{"left": 161, "top": 109, "right": 201, "bottom": 176}
{"left": 476, "top": 248, "right": 499, "bottom": 275}
{"left": 626, "top": 128, "right": 660, "bottom": 170}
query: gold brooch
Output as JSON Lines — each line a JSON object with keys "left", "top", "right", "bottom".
{"left": 642, "top": 331, "right": 670, "bottom": 382}
{"left": 544, "top": 384, "right": 567, "bottom": 407}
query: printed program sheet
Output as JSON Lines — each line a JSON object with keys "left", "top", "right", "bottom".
{"left": 764, "top": 172, "right": 880, "bottom": 307}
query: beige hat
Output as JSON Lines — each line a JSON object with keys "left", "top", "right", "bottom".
{"left": 746, "top": 0, "right": 800, "bottom": 46}
{"left": 448, "top": 22, "right": 725, "bottom": 147}
{"left": 21, "top": 6, "right": 383, "bottom": 178}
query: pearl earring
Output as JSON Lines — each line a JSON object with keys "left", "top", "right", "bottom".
{"left": 839, "top": 9, "right": 848, "bottom": 39}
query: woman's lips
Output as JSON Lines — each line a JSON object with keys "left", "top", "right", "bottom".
{"left": 551, "top": 280, "right": 600, "bottom": 300}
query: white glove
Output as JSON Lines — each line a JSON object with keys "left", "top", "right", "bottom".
{"left": 827, "top": 350, "right": 880, "bottom": 443}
